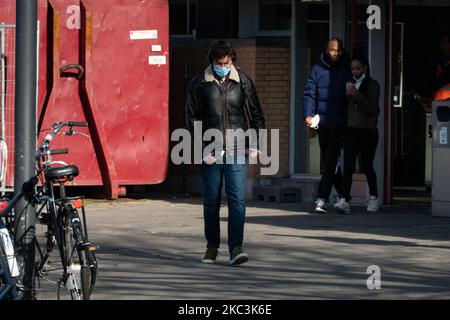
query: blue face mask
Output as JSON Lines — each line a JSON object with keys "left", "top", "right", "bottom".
{"left": 213, "top": 65, "right": 231, "bottom": 78}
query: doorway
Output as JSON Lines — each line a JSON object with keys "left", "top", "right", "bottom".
{"left": 392, "top": 2, "right": 449, "bottom": 205}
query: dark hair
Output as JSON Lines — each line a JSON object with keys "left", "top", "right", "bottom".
{"left": 207, "top": 40, "right": 237, "bottom": 64}
{"left": 351, "top": 50, "right": 371, "bottom": 76}
{"left": 350, "top": 54, "right": 368, "bottom": 66}
{"left": 327, "top": 37, "right": 344, "bottom": 50}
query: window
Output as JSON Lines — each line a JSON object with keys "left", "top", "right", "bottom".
{"left": 170, "top": 0, "right": 238, "bottom": 39}
{"left": 169, "top": 0, "right": 197, "bottom": 37}
{"left": 259, "top": 0, "right": 291, "bottom": 31}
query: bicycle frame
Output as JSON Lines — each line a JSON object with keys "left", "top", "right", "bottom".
{"left": 0, "top": 190, "right": 29, "bottom": 300}
{"left": 32, "top": 121, "right": 97, "bottom": 299}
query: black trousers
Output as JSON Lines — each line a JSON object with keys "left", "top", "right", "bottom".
{"left": 317, "top": 127, "right": 345, "bottom": 200}
{"left": 342, "top": 127, "right": 379, "bottom": 201}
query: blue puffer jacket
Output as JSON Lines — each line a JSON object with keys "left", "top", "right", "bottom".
{"left": 302, "top": 52, "right": 352, "bottom": 128}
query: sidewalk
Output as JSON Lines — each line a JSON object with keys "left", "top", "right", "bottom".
{"left": 36, "top": 195, "right": 450, "bottom": 299}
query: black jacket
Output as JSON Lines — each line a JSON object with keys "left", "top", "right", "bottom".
{"left": 347, "top": 76, "right": 380, "bottom": 128}
{"left": 302, "top": 52, "right": 352, "bottom": 128}
{"left": 186, "top": 65, "right": 265, "bottom": 149}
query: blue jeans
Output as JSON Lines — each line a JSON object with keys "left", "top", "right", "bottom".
{"left": 201, "top": 158, "right": 247, "bottom": 252}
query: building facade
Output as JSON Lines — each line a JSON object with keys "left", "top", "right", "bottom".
{"left": 159, "top": 0, "right": 449, "bottom": 205}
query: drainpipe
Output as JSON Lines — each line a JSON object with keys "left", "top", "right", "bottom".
{"left": 384, "top": 0, "right": 395, "bottom": 204}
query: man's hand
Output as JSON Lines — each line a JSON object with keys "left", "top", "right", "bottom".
{"left": 203, "top": 154, "right": 217, "bottom": 165}
{"left": 249, "top": 148, "right": 262, "bottom": 159}
{"left": 305, "top": 116, "right": 313, "bottom": 126}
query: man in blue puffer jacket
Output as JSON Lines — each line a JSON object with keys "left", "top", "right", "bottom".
{"left": 302, "top": 37, "right": 352, "bottom": 213}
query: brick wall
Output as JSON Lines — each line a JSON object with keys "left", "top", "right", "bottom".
{"left": 254, "top": 46, "right": 291, "bottom": 178}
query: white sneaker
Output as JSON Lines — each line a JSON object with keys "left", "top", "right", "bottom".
{"left": 334, "top": 198, "right": 350, "bottom": 214}
{"left": 315, "top": 198, "right": 327, "bottom": 214}
{"left": 367, "top": 196, "right": 379, "bottom": 212}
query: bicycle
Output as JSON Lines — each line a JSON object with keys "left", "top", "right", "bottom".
{"left": 0, "top": 191, "right": 24, "bottom": 300}
{"left": 0, "top": 171, "right": 47, "bottom": 299}
{"left": 1, "top": 121, "right": 98, "bottom": 300}
{"left": 31, "top": 121, "right": 98, "bottom": 300}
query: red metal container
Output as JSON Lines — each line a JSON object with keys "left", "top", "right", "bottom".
{"left": 0, "top": 0, "right": 169, "bottom": 198}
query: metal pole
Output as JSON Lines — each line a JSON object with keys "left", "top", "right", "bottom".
{"left": 14, "top": 0, "right": 37, "bottom": 299}
{"left": 351, "top": 0, "right": 357, "bottom": 52}
{"left": 1, "top": 26, "right": 5, "bottom": 195}
{"left": 384, "top": 0, "right": 395, "bottom": 204}
{"left": 289, "top": 0, "right": 296, "bottom": 175}
{"left": 1, "top": 26, "right": 5, "bottom": 140}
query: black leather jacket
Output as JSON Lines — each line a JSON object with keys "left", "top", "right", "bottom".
{"left": 186, "top": 65, "right": 265, "bottom": 149}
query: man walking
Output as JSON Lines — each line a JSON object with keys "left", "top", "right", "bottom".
{"left": 186, "top": 40, "right": 265, "bottom": 265}
{"left": 302, "top": 37, "right": 352, "bottom": 213}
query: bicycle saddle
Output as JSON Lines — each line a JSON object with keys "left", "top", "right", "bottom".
{"left": 45, "top": 165, "right": 79, "bottom": 181}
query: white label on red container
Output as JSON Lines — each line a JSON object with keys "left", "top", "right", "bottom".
{"left": 130, "top": 30, "right": 158, "bottom": 40}
{"left": 149, "top": 55, "right": 166, "bottom": 65}
{"left": 151, "top": 45, "right": 162, "bottom": 52}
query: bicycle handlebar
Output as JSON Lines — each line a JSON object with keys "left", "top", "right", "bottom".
{"left": 49, "top": 149, "right": 69, "bottom": 155}
{"left": 35, "top": 149, "right": 69, "bottom": 160}
{"left": 37, "top": 121, "right": 89, "bottom": 156}
{"left": 67, "top": 122, "right": 88, "bottom": 127}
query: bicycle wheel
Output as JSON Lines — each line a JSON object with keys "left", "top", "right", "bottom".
{"left": 58, "top": 209, "right": 92, "bottom": 300}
